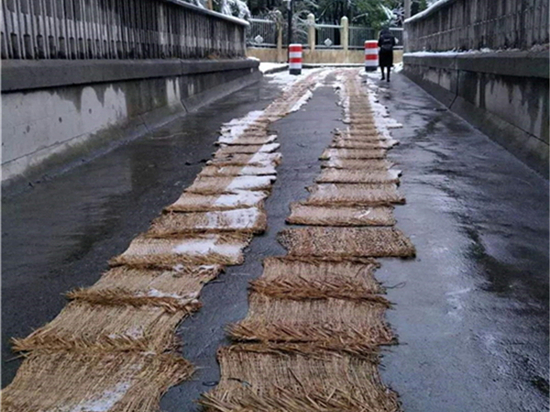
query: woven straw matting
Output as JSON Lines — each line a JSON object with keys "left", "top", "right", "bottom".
{"left": 321, "top": 158, "right": 395, "bottom": 170}
{"left": 214, "top": 143, "right": 280, "bottom": 156}
{"left": 229, "top": 293, "right": 394, "bottom": 349}
{"left": 201, "top": 344, "right": 399, "bottom": 412}
{"left": 331, "top": 139, "right": 398, "bottom": 149}
{"left": 278, "top": 227, "right": 416, "bottom": 258}
{"left": 350, "top": 125, "right": 378, "bottom": 133}
{"left": 165, "top": 191, "right": 268, "bottom": 213}
{"left": 185, "top": 175, "right": 276, "bottom": 194}
{"left": 334, "top": 129, "right": 381, "bottom": 139}
{"left": 207, "top": 152, "right": 282, "bottom": 167}
{"left": 305, "top": 183, "right": 405, "bottom": 206}
{"left": 287, "top": 203, "right": 396, "bottom": 227}
{"left": 320, "top": 148, "right": 387, "bottom": 160}
{"left": 316, "top": 168, "right": 401, "bottom": 184}
{"left": 347, "top": 116, "right": 375, "bottom": 125}
{"left": 2, "top": 351, "right": 192, "bottom": 412}
{"left": 251, "top": 257, "right": 386, "bottom": 302}
{"left": 110, "top": 233, "right": 252, "bottom": 268}
{"left": 13, "top": 301, "right": 190, "bottom": 353}
{"left": 67, "top": 266, "right": 222, "bottom": 312}
{"left": 198, "top": 164, "right": 276, "bottom": 177}
{"left": 348, "top": 115, "right": 377, "bottom": 123}
{"left": 148, "top": 208, "right": 267, "bottom": 236}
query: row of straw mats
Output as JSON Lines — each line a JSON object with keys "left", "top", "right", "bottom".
{"left": 2, "top": 70, "right": 328, "bottom": 412}
{"left": 203, "top": 69, "right": 414, "bottom": 411}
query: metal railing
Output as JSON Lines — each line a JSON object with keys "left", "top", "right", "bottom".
{"left": 1, "top": 0, "right": 248, "bottom": 60}
{"left": 315, "top": 23, "right": 341, "bottom": 48}
{"left": 246, "top": 17, "right": 277, "bottom": 47}
{"left": 349, "top": 26, "right": 375, "bottom": 48}
{"left": 245, "top": 15, "right": 406, "bottom": 51}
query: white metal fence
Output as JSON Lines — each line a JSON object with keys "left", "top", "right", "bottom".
{"left": 247, "top": 16, "right": 403, "bottom": 50}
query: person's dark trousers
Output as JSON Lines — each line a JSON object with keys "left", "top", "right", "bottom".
{"left": 380, "top": 66, "right": 391, "bottom": 82}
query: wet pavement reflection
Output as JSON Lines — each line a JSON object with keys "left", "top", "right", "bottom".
{"left": 1, "top": 77, "right": 282, "bottom": 387}
{"left": 371, "top": 74, "right": 549, "bottom": 412}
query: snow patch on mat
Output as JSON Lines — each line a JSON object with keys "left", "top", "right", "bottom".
{"left": 225, "top": 175, "right": 276, "bottom": 191}
{"left": 219, "top": 110, "right": 265, "bottom": 143}
{"left": 362, "top": 77, "right": 404, "bottom": 139}
{"left": 212, "top": 191, "right": 268, "bottom": 208}
{"left": 68, "top": 382, "right": 132, "bottom": 412}
{"left": 290, "top": 90, "right": 313, "bottom": 112}
{"left": 172, "top": 238, "right": 243, "bottom": 259}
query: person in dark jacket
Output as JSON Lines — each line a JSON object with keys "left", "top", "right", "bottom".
{"left": 378, "top": 28, "right": 396, "bottom": 82}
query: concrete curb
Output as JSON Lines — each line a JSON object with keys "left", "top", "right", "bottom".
{"left": 261, "top": 64, "right": 289, "bottom": 74}
{"left": 2, "top": 59, "right": 260, "bottom": 92}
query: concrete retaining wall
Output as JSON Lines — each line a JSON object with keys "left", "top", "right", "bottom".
{"left": 403, "top": 52, "right": 549, "bottom": 176}
{"left": 247, "top": 47, "right": 403, "bottom": 65}
{"left": 2, "top": 59, "right": 260, "bottom": 184}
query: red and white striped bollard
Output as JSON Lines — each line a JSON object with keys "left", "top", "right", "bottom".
{"left": 365, "top": 40, "right": 378, "bottom": 72}
{"left": 289, "top": 44, "right": 302, "bottom": 75}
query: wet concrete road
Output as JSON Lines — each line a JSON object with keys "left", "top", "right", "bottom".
{"left": 1, "top": 76, "right": 283, "bottom": 387}
{"left": 3, "top": 70, "right": 549, "bottom": 412}
{"left": 372, "top": 74, "right": 549, "bottom": 412}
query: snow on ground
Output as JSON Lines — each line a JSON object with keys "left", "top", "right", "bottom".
{"left": 290, "top": 90, "right": 313, "bottom": 112}
{"left": 259, "top": 62, "right": 288, "bottom": 73}
{"left": 394, "top": 62, "right": 403, "bottom": 73}
{"left": 404, "top": 48, "right": 497, "bottom": 57}
{"left": 264, "top": 68, "right": 324, "bottom": 91}
{"left": 361, "top": 73, "right": 404, "bottom": 139}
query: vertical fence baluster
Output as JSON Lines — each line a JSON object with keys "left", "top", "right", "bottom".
{"left": 2, "top": 0, "right": 252, "bottom": 61}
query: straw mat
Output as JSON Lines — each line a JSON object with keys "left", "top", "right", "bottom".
{"left": 185, "top": 175, "right": 276, "bottom": 194}
{"left": 316, "top": 168, "right": 401, "bottom": 184}
{"left": 320, "top": 148, "right": 387, "bottom": 160}
{"left": 214, "top": 143, "right": 280, "bottom": 156}
{"left": 278, "top": 227, "right": 416, "bottom": 258}
{"left": 331, "top": 139, "right": 398, "bottom": 149}
{"left": 198, "top": 164, "right": 276, "bottom": 177}
{"left": 2, "top": 351, "right": 192, "bottom": 412}
{"left": 350, "top": 125, "right": 378, "bottom": 133}
{"left": 207, "top": 152, "right": 282, "bottom": 167}
{"left": 251, "top": 257, "right": 386, "bottom": 303}
{"left": 13, "top": 301, "right": 190, "bottom": 353}
{"left": 67, "top": 266, "right": 222, "bottom": 312}
{"left": 201, "top": 344, "right": 399, "bottom": 412}
{"left": 321, "top": 158, "right": 394, "bottom": 170}
{"left": 148, "top": 207, "right": 267, "bottom": 235}
{"left": 305, "top": 183, "right": 406, "bottom": 206}
{"left": 287, "top": 203, "right": 396, "bottom": 226}
{"left": 110, "top": 233, "right": 252, "bottom": 268}
{"left": 165, "top": 191, "right": 268, "bottom": 213}
{"left": 229, "top": 293, "right": 394, "bottom": 349}
{"left": 334, "top": 129, "right": 381, "bottom": 139}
